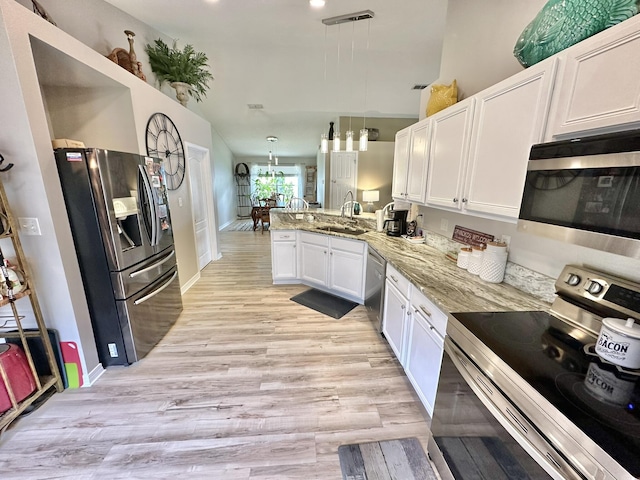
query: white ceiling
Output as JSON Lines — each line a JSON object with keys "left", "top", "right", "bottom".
{"left": 104, "top": 0, "right": 449, "bottom": 159}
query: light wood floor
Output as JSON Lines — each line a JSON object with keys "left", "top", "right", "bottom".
{"left": 0, "top": 230, "right": 431, "bottom": 479}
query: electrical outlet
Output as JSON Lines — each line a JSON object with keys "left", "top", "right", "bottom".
{"left": 18, "top": 217, "right": 41, "bottom": 236}
{"left": 178, "top": 197, "right": 183, "bottom": 207}
{"left": 108, "top": 343, "right": 119, "bottom": 357}
{"left": 440, "top": 219, "right": 449, "bottom": 232}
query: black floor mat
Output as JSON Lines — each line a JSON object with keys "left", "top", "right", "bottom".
{"left": 290, "top": 288, "right": 357, "bottom": 319}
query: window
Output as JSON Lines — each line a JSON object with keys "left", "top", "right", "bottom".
{"left": 250, "top": 164, "right": 302, "bottom": 205}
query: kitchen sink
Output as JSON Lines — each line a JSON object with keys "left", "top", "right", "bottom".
{"left": 316, "top": 225, "right": 368, "bottom": 236}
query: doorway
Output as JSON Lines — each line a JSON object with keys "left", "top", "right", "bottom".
{"left": 186, "top": 143, "right": 217, "bottom": 269}
{"left": 330, "top": 151, "right": 358, "bottom": 210}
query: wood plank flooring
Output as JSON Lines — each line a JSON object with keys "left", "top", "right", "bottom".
{"left": 0, "top": 230, "right": 431, "bottom": 479}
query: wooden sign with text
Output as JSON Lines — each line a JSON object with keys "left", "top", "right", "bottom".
{"left": 452, "top": 225, "right": 494, "bottom": 247}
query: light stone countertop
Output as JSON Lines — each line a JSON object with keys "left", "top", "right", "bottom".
{"left": 270, "top": 208, "right": 551, "bottom": 315}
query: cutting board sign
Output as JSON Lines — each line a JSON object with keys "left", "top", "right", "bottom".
{"left": 60, "top": 341, "right": 83, "bottom": 388}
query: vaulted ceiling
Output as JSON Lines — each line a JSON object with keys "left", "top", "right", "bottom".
{"left": 105, "top": 0, "right": 449, "bottom": 158}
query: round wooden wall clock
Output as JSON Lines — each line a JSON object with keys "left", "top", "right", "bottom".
{"left": 145, "top": 112, "right": 185, "bottom": 190}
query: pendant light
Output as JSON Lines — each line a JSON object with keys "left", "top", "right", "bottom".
{"left": 267, "top": 136, "right": 278, "bottom": 168}
{"left": 359, "top": 18, "right": 371, "bottom": 152}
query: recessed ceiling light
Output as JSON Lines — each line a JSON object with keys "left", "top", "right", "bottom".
{"left": 310, "top": 0, "right": 326, "bottom": 8}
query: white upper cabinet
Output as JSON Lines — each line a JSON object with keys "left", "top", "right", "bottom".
{"left": 546, "top": 14, "right": 640, "bottom": 140}
{"left": 464, "top": 57, "right": 558, "bottom": 220}
{"left": 391, "top": 126, "right": 411, "bottom": 200}
{"left": 406, "top": 120, "right": 430, "bottom": 204}
{"left": 426, "top": 98, "right": 475, "bottom": 210}
{"left": 425, "top": 59, "right": 557, "bottom": 220}
{"left": 392, "top": 121, "right": 431, "bottom": 204}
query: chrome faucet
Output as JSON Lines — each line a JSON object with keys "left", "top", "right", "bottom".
{"left": 341, "top": 190, "right": 354, "bottom": 220}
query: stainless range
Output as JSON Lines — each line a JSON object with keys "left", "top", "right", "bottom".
{"left": 428, "top": 265, "right": 640, "bottom": 480}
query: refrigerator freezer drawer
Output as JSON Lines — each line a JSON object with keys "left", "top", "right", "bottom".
{"left": 114, "top": 266, "right": 182, "bottom": 365}
{"left": 111, "top": 247, "right": 176, "bottom": 300}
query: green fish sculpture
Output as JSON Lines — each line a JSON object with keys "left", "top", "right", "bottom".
{"left": 514, "top": 0, "right": 638, "bottom": 68}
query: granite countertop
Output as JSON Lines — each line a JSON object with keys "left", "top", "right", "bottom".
{"left": 270, "top": 208, "right": 551, "bottom": 315}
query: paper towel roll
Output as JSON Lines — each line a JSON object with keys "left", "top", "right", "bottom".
{"left": 376, "top": 210, "right": 385, "bottom": 231}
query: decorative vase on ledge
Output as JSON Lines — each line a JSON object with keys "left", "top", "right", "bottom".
{"left": 171, "top": 82, "right": 191, "bottom": 107}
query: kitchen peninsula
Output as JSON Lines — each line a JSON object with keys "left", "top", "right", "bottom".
{"left": 269, "top": 208, "right": 551, "bottom": 314}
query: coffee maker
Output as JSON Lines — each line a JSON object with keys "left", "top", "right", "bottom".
{"left": 384, "top": 209, "right": 408, "bottom": 237}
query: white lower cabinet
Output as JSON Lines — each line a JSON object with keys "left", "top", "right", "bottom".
{"left": 295, "top": 231, "right": 367, "bottom": 303}
{"left": 381, "top": 264, "right": 447, "bottom": 416}
{"left": 382, "top": 280, "right": 410, "bottom": 366}
{"left": 405, "top": 290, "right": 446, "bottom": 417}
{"left": 299, "top": 232, "right": 329, "bottom": 286}
{"left": 271, "top": 230, "right": 298, "bottom": 283}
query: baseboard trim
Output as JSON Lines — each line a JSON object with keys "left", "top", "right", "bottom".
{"left": 84, "top": 363, "right": 106, "bottom": 386}
{"left": 181, "top": 271, "right": 201, "bottom": 294}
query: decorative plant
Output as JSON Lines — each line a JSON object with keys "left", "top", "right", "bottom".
{"left": 144, "top": 39, "right": 214, "bottom": 102}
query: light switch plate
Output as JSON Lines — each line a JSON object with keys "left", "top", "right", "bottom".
{"left": 18, "top": 217, "right": 41, "bottom": 236}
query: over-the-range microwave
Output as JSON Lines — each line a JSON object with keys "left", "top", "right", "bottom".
{"left": 518, "top": 129, "right": 640, "bottom": 259}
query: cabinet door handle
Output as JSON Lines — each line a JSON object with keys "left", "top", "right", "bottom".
{"left": 323, "top": 250, "right": 327, "bottom": 254}
{"left": 390, "top": 275, "right": 398, "bottom": 283}
{"left": 462, "top": 198, "right": 468, "bottom": 203}
{"left": 293, "top": 245, "right": 296, "bottom": 248}
{"left": 401, "top": 304, "right": 406, "bottom": 310}
{"left": 453, "top": 197, "right": 458, "bottom": 203}
{"left": 330, "top": 252, "right": 333, "bottom": 255}
{"left": 419, "top": 305, "right": 432, "bottom": 317}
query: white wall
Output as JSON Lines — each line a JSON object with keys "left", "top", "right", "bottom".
{"left": 437, "top": 0, "right": 547, "bottom": 99}
{"left": 424, "top": 0, "right": 640, "bottom": 284}
{"left": 15, "top": 0, "right": 236, "bottom": 243}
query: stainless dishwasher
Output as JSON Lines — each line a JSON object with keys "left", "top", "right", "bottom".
{"left": 364, "top": 247, "right": 386, "bottom": 332}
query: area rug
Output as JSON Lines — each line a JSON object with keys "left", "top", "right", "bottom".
{"left": 339, "top": 437, "right": 438, "bottom": 480}
{"left": 290, "top": 288, "right": 357, "bottom": 319}
{"left": 435, "top": 436, "right": 529, "bottom": 479}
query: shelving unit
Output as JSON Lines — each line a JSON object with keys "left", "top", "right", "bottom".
{"left": 235, "top": 163, "right": 252, "bottom": 218}
{"left": 0, "top": 178, "right": 63, "bottom": 434}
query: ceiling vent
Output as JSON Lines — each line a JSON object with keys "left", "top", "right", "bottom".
{"left": 322, "top": 10, "right": 374, "bottom": 25}
{"left": 412, "top": 84, "right": 428, "bottom": 90}
{"left": 247, "top": 104, "right": 264, "bottom": 109}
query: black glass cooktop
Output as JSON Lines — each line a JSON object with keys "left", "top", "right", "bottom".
{"left": 452, "top": 310, "right": 640, "bottom": 477}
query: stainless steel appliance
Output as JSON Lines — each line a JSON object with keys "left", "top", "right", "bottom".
{"left": 384, "top": 209, "right": 408, "bottom": 237}
{"left": 55, "top": 148, "right": 183, "bottom": 367}
{"left": 518, "top": 129, "right": 640, "bottom": 259}
{"left": 429, "top": 265, "right": 640, "bottom": 480}
{"left": 364, "top": 247, "right": 386, "bottom": 332}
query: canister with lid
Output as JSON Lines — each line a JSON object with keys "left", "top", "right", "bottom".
{"left": 457, "top": 247, "right": 472, "bottom": 269}
{"left": 480, "top": 241, "right": 508, "bottom": 283}
{"left": 595, "top": 317, "right": 640, "bottom": 369}
{"left": 467, "top": 246, "right": 484, "bottom": 275}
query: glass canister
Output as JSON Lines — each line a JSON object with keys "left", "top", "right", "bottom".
{"left": 467, "top": 246, "right": 485, "bottom": 275}
{"left": 457, "top": 247, "right": 472, "bottom": 269}
{"left": 480, "top": 241, "right": 508, "bottom": 283}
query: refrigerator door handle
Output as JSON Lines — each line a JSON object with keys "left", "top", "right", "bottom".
{"left": 133, "top": 271, "right": 179, "bottom": 306}
{"left": 138, "top": 165, "right": 159, "bottom": 246}
{"left": 129, "top": 250, "right": 176, "bottom": 278}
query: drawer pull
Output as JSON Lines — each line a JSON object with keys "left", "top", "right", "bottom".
{"left": 390, "top": 275, "right": 398, "bottom": 283}
{"left": 419, "top": 305, "right": 432, "bottom": 317}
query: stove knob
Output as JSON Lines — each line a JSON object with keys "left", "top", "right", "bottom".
{"left": 586, "top": 280, "right": 604, "bottom": 295}
{"left": 566, "top": 273, "right": 581, "bottom": 286}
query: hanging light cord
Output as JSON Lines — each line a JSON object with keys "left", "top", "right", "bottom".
{"left": 363, "top": 18, "right": 370, "bottom": 131}
{"left": 349, "top": 21, "right": 355, "bottom": 133}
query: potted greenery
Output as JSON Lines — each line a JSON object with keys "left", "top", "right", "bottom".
{"left": 144, "top": 39, "right": 214, "bottom": 106}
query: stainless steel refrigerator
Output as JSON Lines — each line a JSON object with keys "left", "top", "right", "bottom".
{"left": 55, "top": 148, "right": 183, "bottom": 367}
